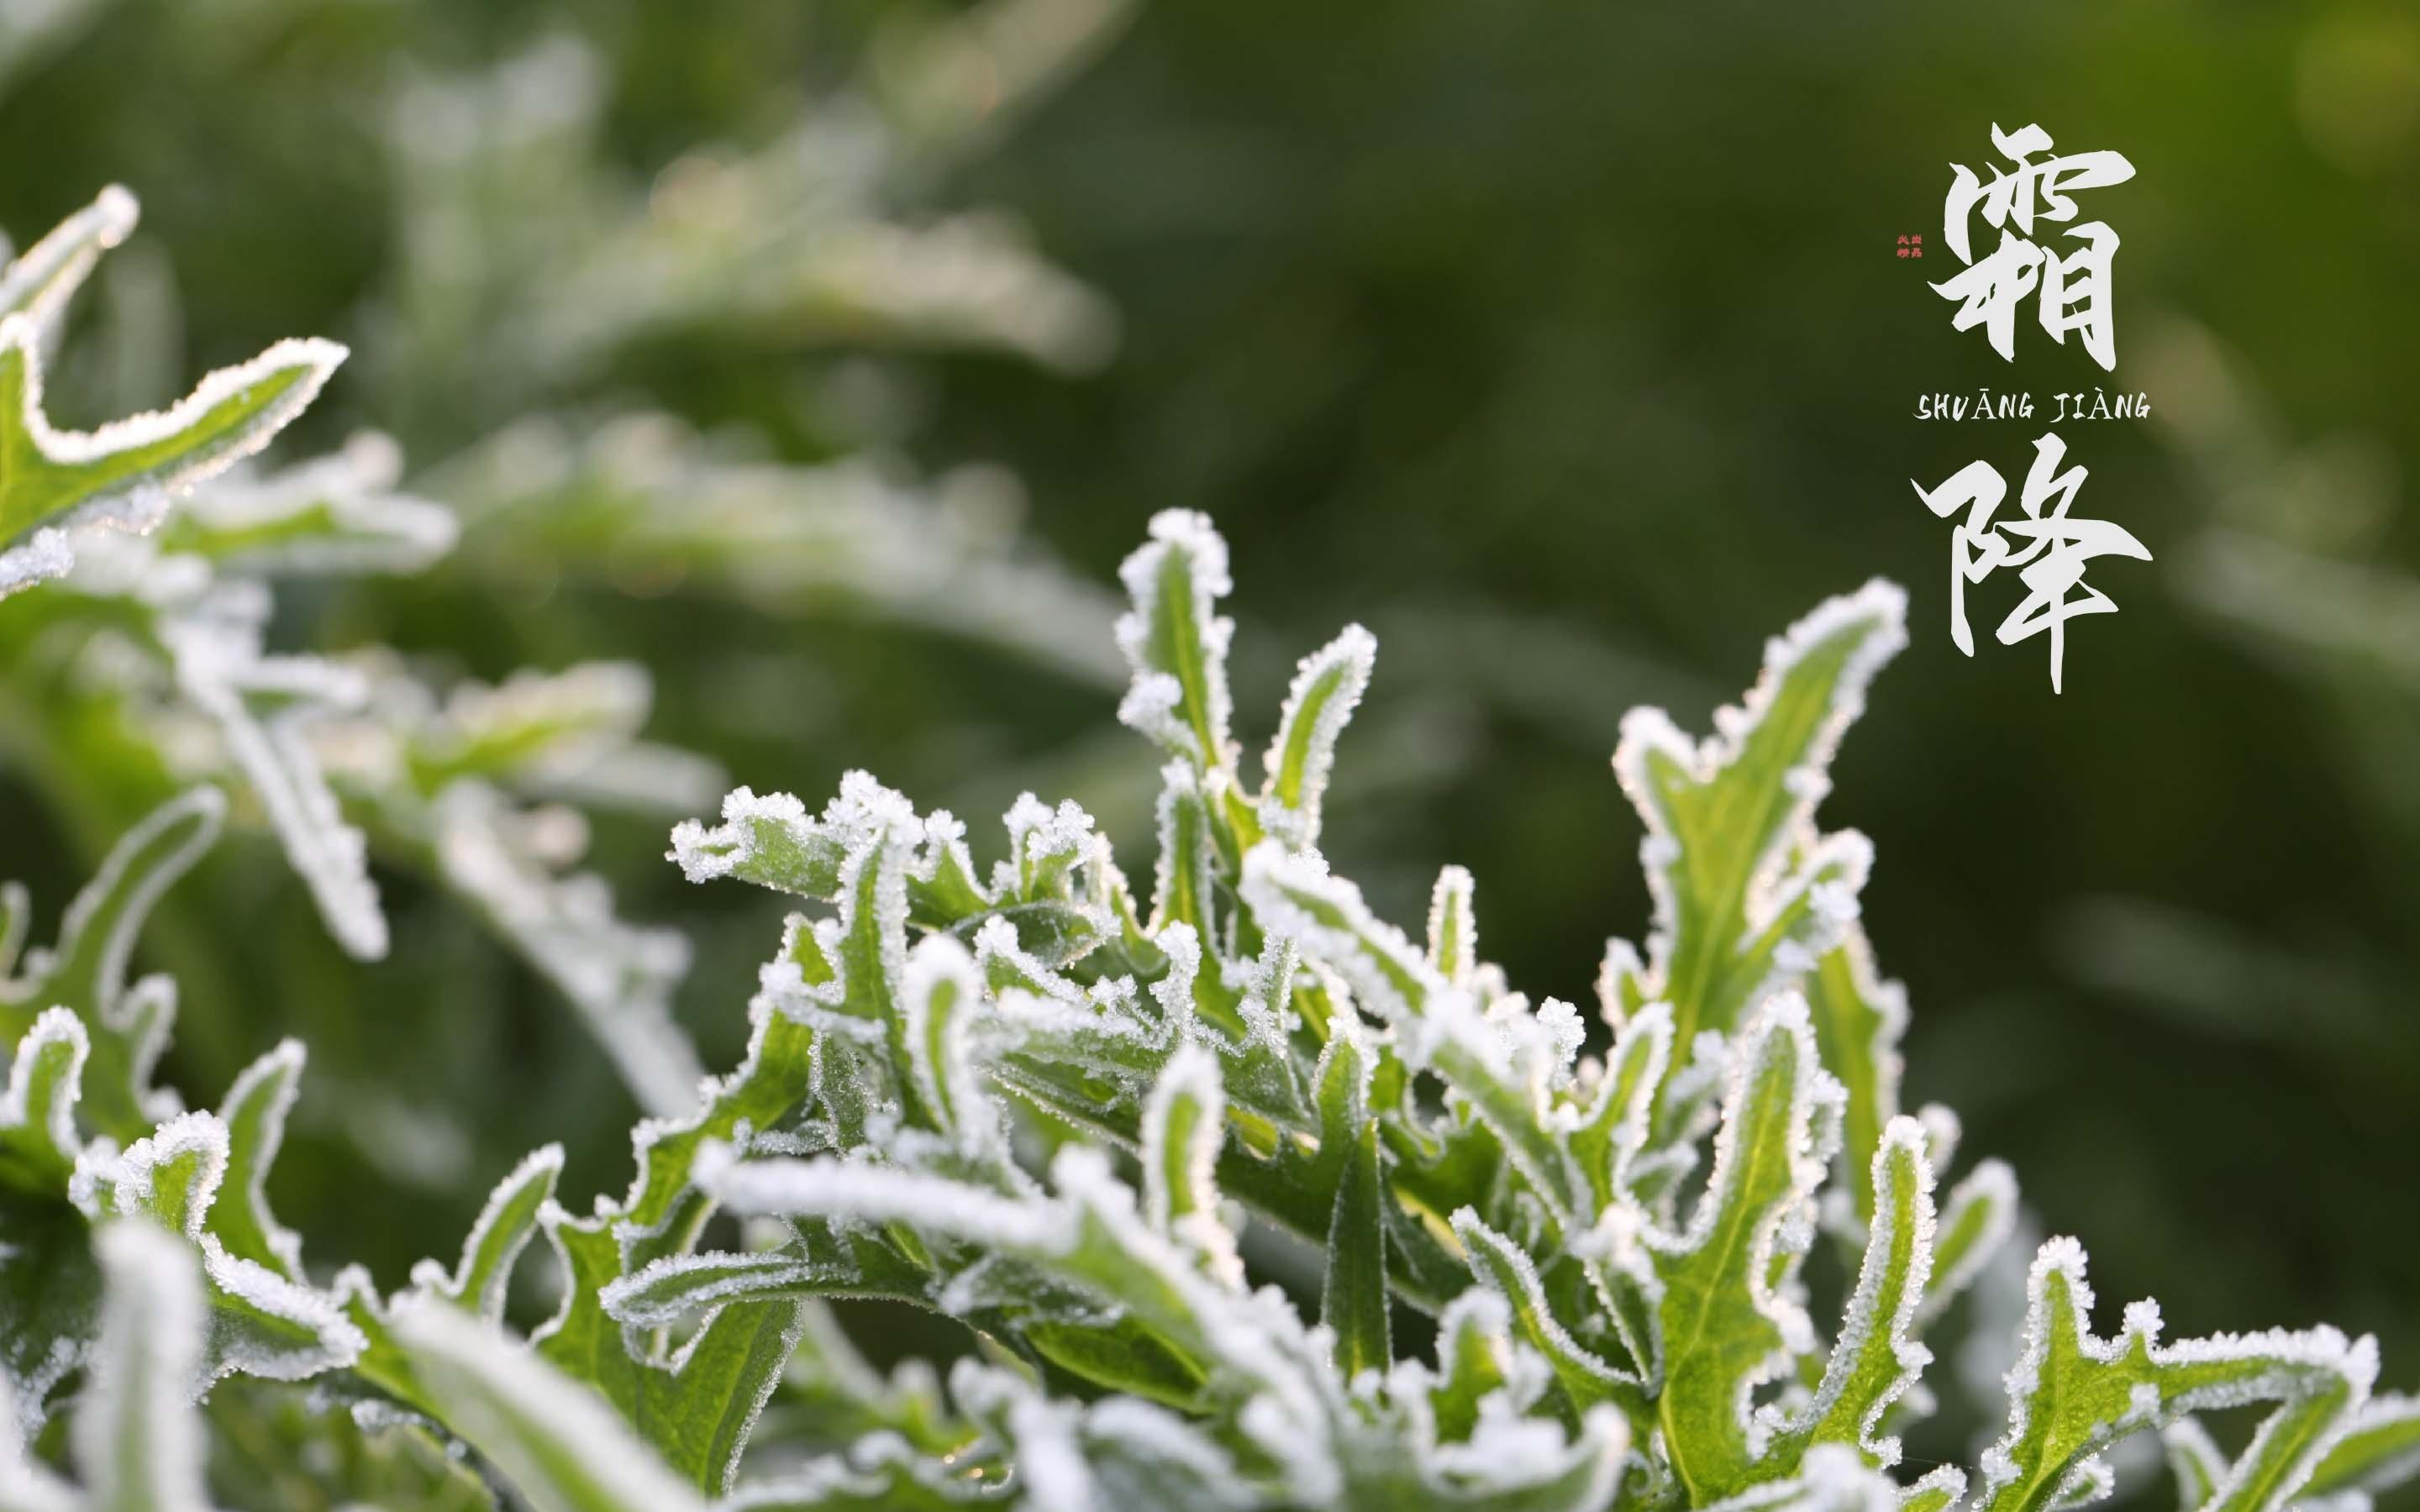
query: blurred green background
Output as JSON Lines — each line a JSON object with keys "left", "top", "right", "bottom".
{"left": 3, "top": 0, "right": 2417, "bottom": 1460}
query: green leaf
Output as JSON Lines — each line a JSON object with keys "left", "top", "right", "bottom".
{"left": 1426, "top": 1289, "right": 1514, "bottom": 1445}
{"left": 81, "top": 1112, "right": 366, "bottom": 1389}
{"left": 1647, "top": 997, "right": 1839, "bottom": 1502}
{"left": 0, "top": 1009, "right": 87, "bottom": 1194}
{"left": 1143, "top": 1045, "right": 1239, "bottom": 1282}
{"left": 1150, "top": 759, "right": 1219, "bottom": 941}
{"left": 2, "top": 788, "right": 224, "bottom": 1140}
{"left": 2297, "top": 1394, "right": 2420, "bottom": 1504}
{"left": 203, "top": 1039, "right": 304, "bottom": 1278}
{"left": 1258, "top": 623, "right": 1374, "bottom": 848}
{"left": 1426, "top": 864, "right": 1478, "bottom": 986}
{"left": 1453, "top": 1209, "right": 1647, "bottom": 1430}
{"left": 2164, "top": 1419, "right": 2228, "bottom": 1512}
{"left": 152, "top": 431, "right": 455, "bottom": 577}
{"left": 1114, "top": 508, "right": 1236, "bottom": 770}
{"left": 1570, "top": 1001, "right": 1672, "bottom": 1215}
{"left": 1608, "top": 581, "right": 1905, "bottom": 1063}
{"left": 0, "top": 314, "right": 344, "bottom": 589}
{"left": 387, "top": 1297, "right": 707, "bottom": 1512}
{"left": 411, "top": 1143, "right": 562, "bottom": 1321}
{"left": 1241, "top": 842, "right": 1587, "bottom": 1222}
{"left": 1323, "top": 1116, "right": 1390, "bottom": 1379}
{"left": 1802, "top": 928, "right": 1906, "bottom": 1221}
{"left": 1920, "top": 1158, "right": 2018, "bottom": 1325}
{"left": 1972, "top": 1238, "right": 2375, "bottom": 1512}
{"left": 1768, "top": 1116, "right": 1937, "bottom": 1472}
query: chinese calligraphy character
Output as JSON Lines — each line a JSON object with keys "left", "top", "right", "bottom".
{"left": 1930, "top": 123, "right": 2134, "bottom": 371}
{"left": 1911, "top": 432, "right": 2150, "bottom": 692}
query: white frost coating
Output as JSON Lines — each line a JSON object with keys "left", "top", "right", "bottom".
{"left": 1786, "top": 1116, "right": 1939, "bottom": 1467}
{"left": 1977, "top": 1236, "right": 2379, "bottom": 1512}
{"left": 1535, "top": 997, "right": 1586, "bottom": 1083}
{"left": 1645, "top": 996, "right": 1839, "bottom": 1452}
{"left": 78, "top": 1222, "right": 211, "bottom": 1512}
{"left": 1904, "top": 1464, "right": 1969, "bottom": 1512}
{"left": 1919, "top": 1158, "right": 2018, "bottom": 1326}
{"left": 1239, "top": 841, "right": 1444, "bottom": 1026}
{"left": 706, "top": 1138, "right": 1344, "bottom": 1504}
{"left": 217, "top": 1037, "right": 308, "bottom": 1275}
{"left": 696, "top": 1142, "right": 1070, "bottom": 1253}
{"left": 387, "top": 1294, "right": 707, "bottom": 1512}
{"left": 668, "top": 785, "right": 811, "bottom": 884}
{"left": 600, "top": 1250, "right": 850, "bottom": 1331}
{"left": 437, "top": 783, "right": 702, "bottom": 1115}
{"left": 2163, "top": 1416, "right": 2228, "bottom": 1509}
{"left": 0, "top": 313, "right": 347, "bottom": 590}
{"left": 1141, "top": 1043, "right": 1241, "bottom": 1287}
{"left": 0, "top": 183, "right": 139, "bottom": 330}
{"left": 6, "top": 785, "right": 225, "bottom": 1024}
{"left": 1147, "top": 759, "right": 1213, "bottom": 932}
{"left": 0, "top": 1375, "right": 74, "bottom": 1511}
{"left": 1258, "top": 622, "right": 1376, "bottom": 848}
{"left": 1451, "top": 1206, "right": 1644, "bottom": 1395}
{"left": 0, "top": 526, "right": 72, "bottom": 595}
{"left": 164, "top": 620, "right": 388, "bottom": 960}
{"left": 408, "top": 1142, "right": 566, "bottom": 1320}
{"left": 1117, "top": 671, "right": 1192, "bottom": 757}
{"left": 106, "top": 1109, "right": 229, "bottom": 1238}
{"left": 1, "top": 1006, "right": 88, "bottom": 1163}
{"left": 1608, "top": 580, "right": 1907, "bottom": 1008}
{"left": 1428, "top": 864, "right": 1478, "bottom": 986}
{"left": 195, "top": 1237, "right": 366, "bottom": 1383}
{"left": 2307, "top": 1394, "right": 2420, "bottom": 1502}
{"left": 897, "top": 932, "right": 994, "bottom": 1149}
{"left": 1113, "top": 508, "right": 1237, "bottom": 767}
{"left": 1002, "top": 791, "right": 1098, "bottom": 897}
{"left": 1087, "top": 1399, "right": 1253, "bottom": 1509}
{"left": 171, "top": 430, "right": 458, "bottom": 575}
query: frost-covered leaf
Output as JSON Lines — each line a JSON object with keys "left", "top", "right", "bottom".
{"left": 203, "top": 1040, "right": 304, "bottom": 1278}
{"left": 0, "top": 186, "right": 135, "bottom": 335}
{"left": 1802, "top": 927, "right": 1907, "bottom": 1222}
{"left": 1323, "top": 1116, "right": 1390, "bottom": 1380}
{"left": 155, "top": 431, "right": 455, "bottom": 577}
{"left": 387, "top": 1295, "right": 706, "bottom": 1512}
{"left": 1646, "top": 996, "right": 1839, "bottom": 1501}
{"left": 1115, "top": 509, "right": 1237, "bottom": 771}
{"left": 1921, "top": 1158, "right": 2018, "bottom": 1324}
{"left": 1973, "top": 1239, "right": 2375, "bottom": 1512}
{"left": 74, "top": 1222, "right": 214, "bottom": 1512}
{"left": 1453, "top": 1208, "right": 1648, "bottom": 1429}
{"left": 0, "top": 302, "right": 345, "bottom": 598}
{"left": 1765, "top": 1116, "right": 1936, "bottom": 1472}
{"left": 408, "top": 1143, "right": 562, "bottom": 1322}
{"left": 1144, "top": 1045, "right": 1240, "bottom": 1286}
{"left": 73, "top": 1111, "right": 366, "bottom": 1389}
{"left": 2296, "top": 1394, "right": 2420, "bottom": 1506}
{"left": 1258, "top": 623, "right": 1374, "bottom": 849}
{"left": 1607, "top": 582, "right": 1905, "bottom": 1058}
{"left": 2, "top": 787, "right": 225, "bottom": 1138}
{"left": 0, "top": 1010, "right": 87, "bottom": 1194}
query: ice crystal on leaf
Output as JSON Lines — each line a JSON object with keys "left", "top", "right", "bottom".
{"left": 3, "top": 508, "right": 2413, "bottom": 1512}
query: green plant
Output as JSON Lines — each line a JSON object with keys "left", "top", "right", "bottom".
{"left": 6, "top": 498, "right": 2419, "bottom": 1510}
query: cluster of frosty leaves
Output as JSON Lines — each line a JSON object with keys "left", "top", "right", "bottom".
{"left": 10, "top": 507, "right": 2420, "bottom": 1510}
{"left": 0, "top": 187, "right": 717, "bottom": 1114}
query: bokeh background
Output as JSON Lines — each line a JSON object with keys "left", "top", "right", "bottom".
{"left": 3, "top": 0, "right": 2417, "bottom": 1489}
